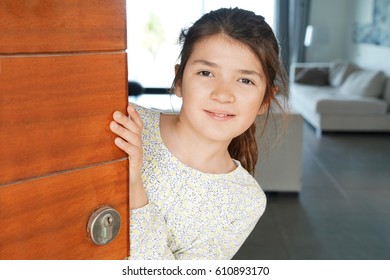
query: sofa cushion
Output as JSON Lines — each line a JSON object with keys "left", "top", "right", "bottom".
{"left": 291, "top": 84, "right": 337, "bottom": 101}
{"left": 291, "top": 83, "right": 388, "bottom": 116}
{"left": 329, "top": 61, "right": 360, "bottom": 87}
{"left": 338, "top": 70, "right": 386, "bottom": 98}
{"left": 383, "top": 77, "right": 390, "bottom": 104}
{"left": 290, "top": 84, "right": 337, "bottom": 110}
{"left": 316, "top": 96, "right": 388, "bottom": 116}
{"left": 294, "top": 67, "right": 329, "bottom": 86}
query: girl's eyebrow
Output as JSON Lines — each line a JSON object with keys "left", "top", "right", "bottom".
{"left": 192, "top": 59, "right": 219, "bottom": 68}
{"left": 192, "top": 59, "right": 263, "bottom": 79}
{"left": 238, "top": 69, "right": 263, "bottom": 79}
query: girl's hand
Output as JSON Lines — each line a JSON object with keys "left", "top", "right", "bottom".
{"left": 110, "top": 104, "right": 147, "bottom": 209}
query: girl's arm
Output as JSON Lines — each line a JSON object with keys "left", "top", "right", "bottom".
{"left": 110, "top": 105, "right": 174, "bottom": 259}
{"left": 174, "top": 188, "right": 265, "bottom": 260}
{"left": 129, "top": 203, "right": 175, "bottom": 259}
{"left": 129, "top": 183, "right": 265, "bottom": 260}
{"left": 110, "top": 105, "right": 147, "bottom": 209}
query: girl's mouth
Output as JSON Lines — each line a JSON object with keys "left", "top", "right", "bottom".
{"left": 205, "top": 110, "right": 235, "bottom": 120}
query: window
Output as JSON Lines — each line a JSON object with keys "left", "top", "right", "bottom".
{"left": 126, "top": 0, "right": 275, "bottom": 89}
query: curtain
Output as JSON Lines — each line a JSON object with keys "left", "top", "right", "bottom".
{"left": 274, "top": 0, "right": 311, "bottom": 74}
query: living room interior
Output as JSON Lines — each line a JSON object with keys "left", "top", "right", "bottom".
{"left": 128, "top": 0, "right": 390, "bottom": 259}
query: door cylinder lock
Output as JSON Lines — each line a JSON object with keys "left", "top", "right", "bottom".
{"left": 87, "top": 206, "right": 121, "bottom": 245}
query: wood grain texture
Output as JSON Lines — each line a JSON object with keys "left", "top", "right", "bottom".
{"left": 0, "top": 53, "right": 128, "bottom": 185}
{"left": 0, "top": 160, "right": 129, "bottom": 260}
{"left": 0, "top": 0, "right": 126, "bottom": 53}
{"left": 0, "top": 0, "right": 129, "bottom": 260}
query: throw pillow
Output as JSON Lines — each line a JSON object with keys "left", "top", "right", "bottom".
{"left": 329, "top": 61, "right": 360, "bottom": 87}
{"left": 294, "top": 67, "right": 329, "bottom": 86}
{"left": 383, "top": 78, "right": 390, "bottom": 104}
{"left": 338, "top": 70, "right": 386, "bottom": 98}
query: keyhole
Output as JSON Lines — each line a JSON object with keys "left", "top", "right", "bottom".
{"left": 87, "top": 206, "right": 121, "bottom": 245}
{"left": 104, "top": 215, "right": 113, "bottom": 227}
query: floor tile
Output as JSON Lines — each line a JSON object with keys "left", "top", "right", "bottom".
{"left": 235, "top": 123, "right": 390, "bottom": 260}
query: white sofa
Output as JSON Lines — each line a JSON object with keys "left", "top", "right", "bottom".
{"left": 290, "top": 61, "right": 390, "bottom": 136}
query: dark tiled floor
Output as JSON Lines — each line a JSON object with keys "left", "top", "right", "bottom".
{"left": 233, "top": 123, "right": 390, "bottom": 260}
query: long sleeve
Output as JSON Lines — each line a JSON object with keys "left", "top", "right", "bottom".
{"left": 129, "top": 186, "right": 266, "bottom": 260}
{"left": 129, "top": 203, "right": 175, "bottom": 260}
{"left": 173, "top": 198, "right": 265, "bottom": 260}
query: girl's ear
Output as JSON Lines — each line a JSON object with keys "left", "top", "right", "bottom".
{"left": 257, "top": 102, "right": 269, "bottom": 115}
{"left": 174, "top": 64, "right": 182, "bottom": 97}
{"left": 175, "top": 64, "right": 180, "bottom": 74}
{"left": 257, "top": 86, "right": 278, "bottom": 115}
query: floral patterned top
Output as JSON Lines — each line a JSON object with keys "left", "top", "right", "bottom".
{"left": 129, "top": 104, "right": 266, "bottom": 260}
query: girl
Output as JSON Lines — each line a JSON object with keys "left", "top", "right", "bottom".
{"left": 110, "top": 7, "right": 288, "bottom": 259}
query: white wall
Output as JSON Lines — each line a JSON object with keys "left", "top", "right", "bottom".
{"left": 305, "top": 0, "right": 349, "bottom": 62}
{"left": 346, "top": 0, "right": 390, "bottom": 74}
{"left": 305, "top": 0, "right": 390, "bottom": 75}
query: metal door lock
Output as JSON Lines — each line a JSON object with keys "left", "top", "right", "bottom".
{"left": 87, "top": 206, "right": 121, "bottom": 245}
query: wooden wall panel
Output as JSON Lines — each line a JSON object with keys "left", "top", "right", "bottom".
{"left": 0, "top": 53, "right": 128, "bottom": 185}
{"left": 0, "top": 0, "right": 126, "bottom": 53}
{"left": 0, "top": 160, "right": 129, "bottom": 260}
{"left": 0, "top": 0, "right": 129, "bottom": 260}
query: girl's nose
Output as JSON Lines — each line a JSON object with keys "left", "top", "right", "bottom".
{"left": 210, "top": 82, "right": 235, "bottom": 103}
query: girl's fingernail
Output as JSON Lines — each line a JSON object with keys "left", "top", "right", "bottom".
{"left": 114, "top": 111, "right": 121, "bottom": 119}
{"left": 115, "top": 138, "right": 123, "bottom": 145}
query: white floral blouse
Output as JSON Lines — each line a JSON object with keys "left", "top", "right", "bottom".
{"left": 129, "top": 104, "right": 266, "bottom": 260}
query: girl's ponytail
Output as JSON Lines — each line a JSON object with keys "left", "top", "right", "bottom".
{"left": 228, "top": 122, "right": 258, "bottom": 176}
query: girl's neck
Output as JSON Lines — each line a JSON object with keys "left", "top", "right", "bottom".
{"left": 160, "top": 114, "right": 236, "bottom": 174}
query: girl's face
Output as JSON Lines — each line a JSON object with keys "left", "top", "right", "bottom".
{"left": 175, "top": 34, "right": 267, "bottom": 144}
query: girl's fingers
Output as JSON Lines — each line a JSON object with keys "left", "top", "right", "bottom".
{"left": 112, "top": 111, "right": 138, "bottom": 135}
{"left": 114, "top": 137, "right": 142, "bottom": 160}
{"left": 109, "top": 120, "right": 140, "bottom": 146}
{"left": 112, "top": 105, "right": 143, "bottom": 134}
{"left": 113, "top": 105, "right": 143, "bottom": 133}
{"left": 127, "top": 104, "right": 143, "bottom": 128}
{"left": 110, "top": 105, "right": 143, "bottom": 160}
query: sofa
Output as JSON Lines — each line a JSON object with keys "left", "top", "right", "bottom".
{"left": 290, "top": 60, "right": 390, "bottom": 136}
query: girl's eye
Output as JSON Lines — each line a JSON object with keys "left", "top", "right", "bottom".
{"left": 198, "top": 71, "right": 213, "bottom": 77}
{"left": 239, "top": 78, "right": 255, "bottom": 85}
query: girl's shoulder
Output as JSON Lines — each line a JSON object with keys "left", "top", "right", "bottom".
{"left": 230, "top": 162, "right": 264, "bottom": 196}
{"left": 131, "top": 103, "right": 160, "bottom": 127}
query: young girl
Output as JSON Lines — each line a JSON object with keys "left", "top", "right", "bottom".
{"left": 110, "top": 7, "right": 288, "bottom": 259}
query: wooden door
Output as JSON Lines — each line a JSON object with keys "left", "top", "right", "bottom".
{"left": 0, "top": 0, "right": 129, "bottom": 259}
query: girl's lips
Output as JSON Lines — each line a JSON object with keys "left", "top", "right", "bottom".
{"left": 204, "top": 110, "right": 235, "bottom": 120}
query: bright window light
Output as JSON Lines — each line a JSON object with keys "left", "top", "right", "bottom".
{"left": 126, "top": 0, "right": 275, "bottom": 89}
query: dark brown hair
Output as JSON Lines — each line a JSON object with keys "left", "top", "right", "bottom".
{"left": 172, "top": 8, "right": 288, "bottom": 175}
